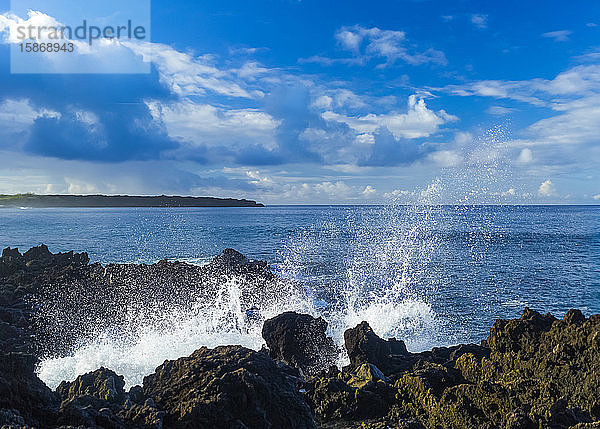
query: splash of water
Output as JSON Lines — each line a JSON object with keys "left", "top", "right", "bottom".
{"left": 37, "top": 200, "right": 442, "bottom": 389}
{"left": 37, "top": 126, "right": 514, "bottom": 389}
{"left": 37, "top": 276, "right": 317, "bottom": 389}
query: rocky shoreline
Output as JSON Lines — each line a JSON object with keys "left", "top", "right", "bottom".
{"left": 1, "top": 246, "right": 600, "bottom": 428}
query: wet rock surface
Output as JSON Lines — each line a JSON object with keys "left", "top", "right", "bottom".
{"left": 1, "top": 245, "right": 600, "bottom": 428}
{"left": 143, "top": 345, "right": 316, "bottom": 429}
{"left": 306, "top": 308, "right": 600, "bottom": 428}
{"left": 262, "top": 311, "right": 339, "bottom": 376}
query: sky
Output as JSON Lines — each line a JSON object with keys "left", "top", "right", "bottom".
{"left": 0, "top": 0, "right": 599, "bottom": 204}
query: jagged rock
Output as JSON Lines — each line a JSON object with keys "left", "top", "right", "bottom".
{"left": 346, "top": 363, "right": 388, "bottom": 388}
{"left": 143, "top": 345, "right": 316, "bottom": 429}
{"left": 208, "top": 248, "right": 271, "bottom": 276}
{"left": 3, "top": 245, "right": 600, "bottom": 429}
{"left": 486, "top": 306, "right": 557, "bottom": 354}
{"left": 344, "top": 321, "right": 409, "bottom": 374}
{"left": 56, "top": 368, "right": 163, "bottom": 429}
{"left": 306, "top": 368, "right": 395, "bottom": 424}
{"left": 262, "top": 311, "right": 339, "bottom": 376}
{"left": 57, "top": 368, "right": 126, "bottom": 404}
{"left": 0, "top": 353, "right": 58, "bottom": 428}
{"left": 0, "top": 408, "right": 28, "bottom": 427}
{"left": 2, "top": 245, "right": 296, "bottom": 358}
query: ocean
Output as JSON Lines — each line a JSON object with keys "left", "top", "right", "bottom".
{"left": 1, "top": 204, "right": 599, "bottom": 387}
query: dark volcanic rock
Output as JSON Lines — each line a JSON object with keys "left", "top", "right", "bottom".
{"left": 56, "top": 368, "right": 164, "bottom": 429}
{"left": 308, "top": 308, "right": 600, "bottom": 428}
{"left": 0, "top": 353, "right": 58, "bottom": 428}
{"left": 2, "top": 244, "right": 306, "bottom": 367}
{"left": 142, "top": 345, "right": 316, "bottom": 429}
{"left": 208, "top": 248, "right": 271, "bottom": 277}
{"left": 262, "top": 311, "right": 339, "bottom": 376}
{"left": 2, "top": 245, "right": 600, "bottom": 429}
{"left": 57, "top": 367, "right": 126, "bottom": 404}
{"left": 344, "top": 321, "right": 409, "bottom": 374}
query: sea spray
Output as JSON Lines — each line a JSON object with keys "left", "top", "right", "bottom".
{"left": 37, "top": 275, "right": 317, "bottom": 389}
{"left": 35, "top": 128, "right": 515, "bottom": 389}
{"left": 36, "top": 202, "right": 443, "bottom": 389}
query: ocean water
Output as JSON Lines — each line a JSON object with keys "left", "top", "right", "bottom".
{"left": 1, "top": 204, "right": 599, "bottom": 388}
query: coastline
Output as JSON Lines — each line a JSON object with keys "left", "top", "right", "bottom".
{"left": 0, "top": 194, "right": 265, "bottom": 208}
{"left": 1, "top": 245, "right": 599, "bottom": 428}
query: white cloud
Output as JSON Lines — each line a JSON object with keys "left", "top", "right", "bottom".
{"left": 245, "top": 170, "right": 274, "bottom": 186}
{"left": 471, "top": 14, "right": 488, "bottom": 29}
{"left": 443, "top": 64, "right": 600, "bottom": 106}
{"left": 146, "top": 99, "right": 280, "bottom": 150}
{"left": 0, "top": 10, "right": 63, "bottom": 44}
{"left": 444, "top": 64, "right": 600, "bottom": 170}
{"left": 428, "top": 150, "right": 463, "bottom": 167}
{"left": 336, "top": 28, "right": 363, "bottom": 54}
{"left": 333, "top": 25, "right": 447, "bottom": 66}
{"left": 313, "top": 95, "right": 333, "bottom": 109}
{"left": 65, "top": 177, "right": 99, "bottom": 194}
{"left": 487, "top": 105, "right": 515, "bottom": 115}
{"left": 129, "top": 42, "right": 255, "bottom": 98}
{"left": 593, "top": 194, "right": 600, "bottom": 200}
{"left": 236, "top": 61, "right": 270, "bottom": 80}
{"left": 0, "top": 99, "right": 60, "bottom": 137}
{"left": 384, "top": 189, "right": 410, "bottom": 199}
{"left": 522, "top": 96, "right": 600, "bottom": 147}
{"left": 542, "top": 30, "right": 572, "bottom": 42}
{"left": 362, "top": 185, "right": 377, "bottom": 197}
{"left": 322, "top": 95, "right": 457, "bottom": 140}
{"left": 314, "top": 181, "right": 352, "bottom": 197}
{"left": 538, "top": 179, "right": 556, "bottom": 197}
{"left": 517, "top": 148, "right": 533, "bottom": 164}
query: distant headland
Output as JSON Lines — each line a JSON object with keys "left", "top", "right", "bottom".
{"left": 0, "top": 194, "right": 264, "bottom": 208}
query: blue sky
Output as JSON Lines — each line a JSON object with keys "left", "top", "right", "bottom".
{"left": 0, "top": 0, "right": 599, "bottom": 203}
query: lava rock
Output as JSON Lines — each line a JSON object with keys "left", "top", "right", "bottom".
{"left": 344, "top": 321, "right": 409, "bottom": 374}
{"left": 57, "top": 367, "right": 126, "bottom": 405}
{"left": 56, "top": 368, "right": 164, "bottom": 429}
{"left": 0, "top": 353, "right": 58, "bottom": 428}
{"left": 143, "top": 345, "right": 316, "bottom": 429}
{"left": 208, "top": 248, "right": 271, "bottom": 276}
{"left": 262, "top": 311, "right": 339, "bottom": 376}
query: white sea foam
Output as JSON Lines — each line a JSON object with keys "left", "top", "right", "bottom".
{"left": 35, "top": 127, "right": 518, "bottom": 389}
{"left": 38, "top": 276, "right": 317, "bottom": 389}
{"left": 38, "top": 191, "right": 445, "bottom": 390}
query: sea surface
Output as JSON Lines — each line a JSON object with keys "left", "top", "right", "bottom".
{"left": 1, "top": 204, "right": 599, "bottom": 387}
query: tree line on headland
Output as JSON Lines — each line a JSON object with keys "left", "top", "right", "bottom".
{"left": 0, "top": 194, "right": 264, "bottom": 208}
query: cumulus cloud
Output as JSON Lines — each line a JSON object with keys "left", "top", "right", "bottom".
{"left": 517, "top": 148, "right": 533, "bottom": 164}
{"left": 428, "top": 150, "right": 463, "bottom": 167}
{"left": 538, "top": 179, "right": 556, "bottom": 196}
{"left": 303, "top": 25, "right": 446, "bottom": 67}
{"left": 322, "top": 95, "right": 457, "bottom": 140}
{"left": 362, "top": 185, "right": 377, "bottom": 197}
{"left": 146, "top": 100, "right": 280, "bottom": 152}
{"left": 128, "top": 42, "right": 256, "bottom": 98}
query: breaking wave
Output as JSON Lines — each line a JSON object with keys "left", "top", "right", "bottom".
{"left": 36, "top": 200, "right": 442, "bottom": 389}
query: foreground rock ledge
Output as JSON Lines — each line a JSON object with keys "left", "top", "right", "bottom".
{"left": 2, "top": 246, "right": 600, "bottom": 428}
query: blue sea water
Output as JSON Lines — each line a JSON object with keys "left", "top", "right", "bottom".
{"left": 1, "top": 204, "right": 599, "bottom": 387}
